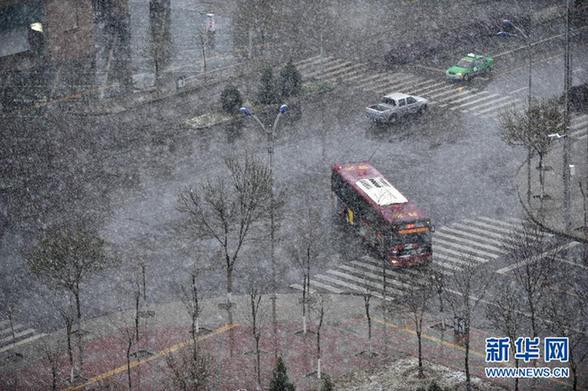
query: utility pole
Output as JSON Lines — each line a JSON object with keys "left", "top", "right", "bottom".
{"left": 563, "top": 0, "right": 572, "bottom": 232}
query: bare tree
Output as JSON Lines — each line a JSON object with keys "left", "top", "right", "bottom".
{"left": 247, "top": 276, "right": 265, "bottom": 388}
{"left": 180, "top": 268, "right": 206, "bottom": 349}
{"left": 27, "top": 223, "right": 113, "bottom": 375}
{"left": 149, "top": 0, "right": 172, "bottom": 89}
{"left": 57, "top": 299, "right": 76, "bottom": 383}
{"left": 309, "top": 294, "right": 327, "bottom": 380}
{"left": 503, "top": 220, "right": 554, "bottom": 339}
{"left": 289, "top": 206, "right": 325, "bottom": 335}
{"left": 445, "top": 261, "right": 493, "bottom": 391}
{"left": 40, "top": 340, "right": 62, "bottom": 391}
{"left": 177, "top": 154, "right": 273, "bottom": 305}
{"left": 165, "top": 345, "right": 212, "bottom": 391}
{"left": 499, "top": 98, "right": 564, "bottom": 202}
{"left": 402, "top": 277, "right": 435, "bottom": 377}
{"left": 120, "top": 324, "right": 134, "bottom": 390}
{"left": 357, "top": 270, "right": 376, "bottom": 358}
{"left": 485, "top": 283, "right": 524, "bottom": 391}
{"left": 541, "top": 265, "right": 588, "bottom": 391}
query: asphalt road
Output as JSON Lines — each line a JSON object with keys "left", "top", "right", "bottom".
{"left": 1, "top": 1, "right": 587, "bottom": 339}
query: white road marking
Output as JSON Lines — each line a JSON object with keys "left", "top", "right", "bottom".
{"left": 496, "top": 241, "right": 581, "bottom": 274}
{"left": 435, "top": 231, "right": 507, "bottom": 254}
{"left": 434, "top": 237, "right": 497, "bottom": 260}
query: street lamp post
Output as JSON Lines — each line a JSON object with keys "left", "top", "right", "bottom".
{"left": 499, "top": 15, "right": 533, "bottom": 205}
{"left": 240, "top": 104, "right": 288, "bottom": 343}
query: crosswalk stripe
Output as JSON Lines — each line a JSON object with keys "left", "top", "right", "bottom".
{"left": 309, "top": 279, "right": 344, "bottom": 294}
{"left": 297, "top": 56, "right": 335, "bottom": 71}
{"left": 294, "top": 55, "right": 327, "bottom": 67}
{"left": 433, "top": 239, "right": 494, "bottom": 261}
{"left": 462, "top": 95, "right": 514, "bottom": 112}
{"left": 338, "top": 264, "right": 410, "bottom": 293}
{"left": 407, "top": 79, "right": 444, "bottom": 94}
{"left": 290, "top": 283, "right": 316, "bottom": 294}
{"left": 434, "top": 252, "right": 477, "bottom": 267}
{"left": 307, "top": 64, "right": 361, "bottom": 81}
{"left": 359, "top": 255, "right": 429, "bottom": 278}
{"left": 434, "top": 230, "right": 507, "bottom": 254}
{"left": 426, "top": 86, "right": 466, "bottom": 100}
{"left": 442, "top": 90, "right": 487, "bottom": 106}
{"left": 323, "top": 64, "right": 370, "bottom": 82}
{"left": 451, "top": 93, "right": 501, "bottom": 110}
{"left": 463, "top": 218, "right": 517, "bottom": 235}
{"left": 364, "top": 74, "right": 416, "bottom": 91}
{"left": 344, "top": 72, "right": 385, "bottom": 85}
{"left": 436, "top": 89, "right": 476, "bottom": 105}
{"left": 412, "top": 81, "right": 451, "bottom": 95}
{"left": 374, "top": 77, "right": 425, "bottom": 95}
{"left": 365, "top": 76, "right": 420, "bottom": 93}
{"left": 472, "top": 98, "right": 521, "bottom": 115}
{"left": 327, "top": 269, "right": 387, "bottom": 292}
{"left": 0, "top": 333, "right": 45, "bottom": 354}
{"left": 477, "top": 216, "right": 529, "bottom": 232}
{"left": 315, "top": 274, "right": 388, "bottom": 299}
{"left": 441, "top": 226, "right": 505, "bottom": 247}
{"left": 304, "top": 61, "right": 354, "bottom": 78}
{"left": 432, "top": 259, "right": 462, "bottom": 272}
{"left": 387, "top": 77, "right": 433, "bottom": 91}
{"left": 348, "top": 261, "right": 419, "bottom": 289}
{"left": 420, "top": 84, "right": 457, "bottom": 97}
{"left": 452, "top": 222, "right": 510, "bottom": 241}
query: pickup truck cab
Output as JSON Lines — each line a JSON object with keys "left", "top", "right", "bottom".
{"left": 366, "top": 93, "right": 428, "bottom": 123}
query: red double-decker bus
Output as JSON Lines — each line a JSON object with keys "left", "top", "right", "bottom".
{"left": 331, "top": 162, "right": 433, "bottom": 267}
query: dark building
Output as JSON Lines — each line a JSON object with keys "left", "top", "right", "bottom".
{"left": 0, "top": 0, "right": 131, "bottom": 107}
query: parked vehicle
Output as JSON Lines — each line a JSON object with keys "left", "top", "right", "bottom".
{"left": 446, "top": 53, "right": 494, "bottom": 81}
{"left": 365, "top": 93, "right": 428, "bottom": 123}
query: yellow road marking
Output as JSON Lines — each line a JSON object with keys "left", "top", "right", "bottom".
{"left": 62, "top": 323, "right": 238, "bottom": 391}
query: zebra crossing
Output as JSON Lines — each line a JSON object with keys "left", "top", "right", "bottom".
{"left": 290, "top": 216, "right": 550, "bottom": 298}
{"left": 294, "top": 55, "right": 588, "bottom": 138}
{"left": 0, "top": 318, "right": 45, "bottom": 354}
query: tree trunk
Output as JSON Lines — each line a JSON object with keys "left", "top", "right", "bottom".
{"left": 255, "top": 335, "right": 261, "bottom": 387}
{"left": 126, "top": 340, "right": 132, "bottom": 390}
{"left": 302, "top": 274, "right": 307, "bottom": 334}
{"left": 417, "top": 327, "right": 423, "bottom": 377}
{"left": 135, "top": 291, "right": 140, "bottom": 342}
{"left": 226, "top": 265, "right": 233, "bottom": 304}
{"left": 74, "top": 286, "right": 83, "bottom": 376}
{"left": 465, "top": 328, "right": 471, "bottom": 391}
{"left": 364, "top": 296, "right": 372, "bottom": 355}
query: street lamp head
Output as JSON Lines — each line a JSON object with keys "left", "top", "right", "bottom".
{"left": 279, "top": 104, "right": 288, "bottom": 114}
{"left": 240, "top": 107, "right": 253, "bottom": 116}
{"left": 496, "top": 31, "right": 511, "bottom": 38}
{"left": 502, "top": 19, "right": 514, "bottom": 28}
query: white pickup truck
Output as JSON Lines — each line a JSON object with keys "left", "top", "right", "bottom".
{"left": 366, "top": 93, "right": 428, "bottom": 123}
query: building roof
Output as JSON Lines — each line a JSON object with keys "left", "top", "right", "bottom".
{"left": 331, "top": 162, "right": 428, "bottom": 224}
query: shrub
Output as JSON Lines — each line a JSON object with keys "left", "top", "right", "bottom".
{"left": 320, "top": 374, "right": 335, "bottom": 391}
{"left": 257, "top": 65, "right": 279, "bottom": 105}
{"left": 428, "top": 381, "right": 443, "bottom": 391}
{"left": 220, "top": 84, "right": 242, "bottom": 114}
{"left": 269, "top": 356, "right": 295, "bottom": 391}
{"left": 279, "top": 60, "right": 302, "bottom": 98}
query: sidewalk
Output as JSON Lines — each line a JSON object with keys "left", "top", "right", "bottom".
{"left": 516, "top": 132, "right": 588, "bottom": 242}
{"left": 0, "top": 293, "right": 578, "bottom": 390}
